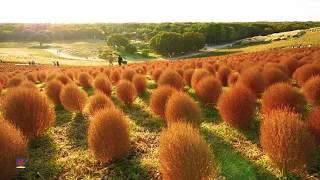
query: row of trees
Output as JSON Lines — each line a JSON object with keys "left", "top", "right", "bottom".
{"left": 1, "top": 22, "right": 320, "bottom": 44}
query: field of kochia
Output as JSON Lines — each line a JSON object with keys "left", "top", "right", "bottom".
{"left": 0, "top": 47, "right": 320, "bottom": 180}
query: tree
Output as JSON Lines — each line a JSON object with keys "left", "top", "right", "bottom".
{"left": 124, "top": 43, "right": 137, "bottom": 54}
{"left": 30, "top": 32, "right": 50, "bottom": 46}
{"left": 149, "top": 32, "right": 181, "bottom": 55}
{"left": 181, "top": 32, "right": 205, "bottom": 52}
{"left": 263, "top": 27, "right": 274, "bottom": 36}
{"left": 106, "top": 34, "right": 129, "bottom": 47}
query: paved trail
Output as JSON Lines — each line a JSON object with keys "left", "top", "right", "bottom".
{"left": 44, "top": 49, "right": 105, "bottom": 61}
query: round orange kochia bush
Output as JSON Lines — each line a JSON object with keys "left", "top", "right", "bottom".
{"left": 152, "top": 69, "right": 162, "bottom": 83}
{"left": 262, "top": 67, "right": 289, "bottom": 87}
{"left": 260, "top": 108, "right": 315, "bottom": 173}
{"left": 293, "top": 64, "right": 320, "bottom": 86}
{"left": 116, "top": 80, "right": 137, "bottom": 106}
{"left": 45, "top": 79, "right": 64, "bottom": 104}
{"left": 196, "top": 76, "right": 222, "bottom": 107}
{"left": 56, "top": 73, "right": 71, "bottom": 85}
{"left": 94, "top": 75, "right": 112, "bottom": 96}
{"left": 19, "top": 81, "right": 38, "bottom": 91}
{"left": 158, "top": 69, "right": 184, "bottom": 91}
{"left": 217, "top": 65, "right": 231, "bottom": 86}
{"left": 217, "top": 85, "right": 256, "bottom": 129}
{"left": 159, "top": 122, "right": 219, "bottom": 180}
{"left": 183, "top": 69, "right": 194, "bottom": 87}
{"left": 150, "top": 85, "right": 176, "bottom": 119}
{"left": 88, "top": 92, "right": 114, "bottom": 116}
{"left": 88, "top": 108, "right": 130, "bottom": 163}
{"left": 261, "top": 83, "right": 306, "bottom": 115}
{"left": 238, "top": 69, "right": 265, "bottom": 97}
{"left": 280, "top": 58, "right": 299, "bottom": 76}
{"left": 122, "top": 68, "right": 136, "bottom": 81}
{"left": 227, "top": 73, "right": 239, "bottom": 87}
{"left": 191, "top": 69, "right": 211, "bottom": 90}
{"left": 38, "top": 71, "right": 47, "bottom": 82}
{"left": 26, "top": 73, "right": 37, "bottom": 83}
{"left": 2, "top": 88, "right": 56, "bottom": 138}
{"left": 78, "top": 72, "right": 92, "bottom": 88}
{"left": 308, "top": 108, "right": 320, "bottom": 145}
{"left": 60, "top": 83, "right": 88, "bottom": 113}
{"left": 132, "top": 74, "right": 147, "bottom": 94}
{"left": 303, "top": 76, "right": 320, "bottom": 106}
{"left": 7, "top": 76, "right": 25, "bottom": 87}
{"left": 110, "top": 70, "right": 121, "bottom": 83}
{"left": 0, "top": 118, "right": 27, "bottom": 180}
{"left": 165, "top": 92, "right": 201, "bottom": 127}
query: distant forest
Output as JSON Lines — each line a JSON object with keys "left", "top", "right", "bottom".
{"left": 1, "top": 22, "right": 320, "bottom": 44}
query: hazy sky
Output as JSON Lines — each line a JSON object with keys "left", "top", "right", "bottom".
{"left": 0, "top": 0, "right": 319, "bottom": 23}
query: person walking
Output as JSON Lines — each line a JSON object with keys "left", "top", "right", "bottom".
{"left": 118, "top": 55, "right": 123, "bottom": 66}
{"left": 108, "top": 54, "right": 113, "bottom": 66}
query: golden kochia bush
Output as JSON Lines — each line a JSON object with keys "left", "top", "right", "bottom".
{"left": 94, "top": 75, "right": 112, "bottom": 96}
{"left": 60, "top": 83, "right": 88, "bottom": 113}
{"left": 150, "top": 85, "right": 176, "bottom": 119}
{"left": 151, "top": 68, "right": 162, "bottom": 83}
{"left": 217, "top": 85, "right": 256, "bottom": 129}
{"left": 26, "top": 73, "right": 37, "bottom": 83}
{"left": 261, "top": 83, "right": 306, "bottom": 115}
{"left": 183, "top": 69, "right": 194, "bottom": 87}
{"left": 116, "top": 80, "right": 137, "bottom": 106}
{"left": 38, "top": 71, "right": 47, "bottom": 82}
{"left": 122, "top": 68, "right": 136, "bottom": 81}
{"left": 195, "top": 76, "right": 222, "bottom": 107}
{"left": 88, "top": 108, "right": 130, "bottom": 163}
{"left": 191, "top": 69, "right": 211, "bottom": 90}
{"left": 238, "top": 68, "right": 265, "bottom": 98}
{"left": 19, "top": 81, "right": 38, "bottom": 91}
{"left": 2, "top": 88, "right": 56, "bottom": 138}
{"left": 165, "top": 92, "right": 201, "bottom": 127}
{"left": 88, "top": 92, "right": 114, "bottom": 116}
{"left": 0, "top": 117, "right": 27, "bottom": 180}
{"left": 6, "top": 76, "right": 25, "bottom": 88}
{"left": 159, "top": 122, "right": 219, "bottom": 180}
{"left": 55, "top": 73, "right": 72, "bottom": 85}
{"left": 78, "top": 72, "right": 93, "bottom": 88}
{"left": 260, "top": 108, "right": 315, "bottom": 173}
{"left": 308, "top": 108, "right": 320, "bottom": 145}
{"left": 45, "top": 79, "right": 64, "bottom": 104}
{"left": 303, "top": 75, "right": 320, "bottom": 106}
{"left": 217, "top": 65, "right": 231, "bottom": 86}
{"left": 158, "top": 69, "right": 184, "bottom": 91}
{"left": 132, "top": 74, "right": 147, "bottom": 94}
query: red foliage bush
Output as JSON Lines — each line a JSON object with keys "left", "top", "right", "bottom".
{"left": 217, "top": 85, "right": 256, "bottom": 129}
{"left": 2, "top": 88, "right": 56, "bottom": 138}
{"left": 227, "top": 73, "right": 239, "bottom": 87}
{"left": 191, "top": 69, "right": 211, "bottom": 90}
{"left": 26, "top": 73, "right": 37, "bottom": 83}
{"left": 262, "top": 67, "right": 289, "bottom": 87}
{"left": 238, "top": 68, "right": 265, "bottom": 97}
{"left": 158, "top": 69, "right": 184, "bottom": 90}
{"left": 88, "top": 108, "right": 130, "bottom": 163}
{"left": 260, "top": 108, "right": 315, "bottom": 173}
{"left": 150, "top": 85, "right": 176, "bottom": 119}
{"left": 56, "top": 73, "right": 72, "bottom": 85}
{"left": 122, "top": 68, "right": 136, "bottom": 81}
{"left": 308, "top": 108, "right": 320, "bottom": 145}
{"left": 45, "top": 79, "right": 64, "bottom": 104}
{"left": 261, "top": 83, "right": 306, "bottom": 115}
{"left": 183, "top": 69, "right": 194, "bottom": 87}
{"left": 196, "top": 76, "right": 222, "bottom": 107}
{"left": 132, "top": 74, "right": 147, "bottom": 94}
{"left": 303, "top": 75, "right": 320, "bottom": 106}
{"left": 110, "top": 70, "right": 121, "bottom": 83}
{"left": 94, "top": 75, "right": 112, "bottom": 96}
{"left": 7, "top": 76, "right": 25, "bottom": 87}
{"left": 0, "top": 117, "right": 27, "bottom": 180}
{"left": 159, "top": 122, "right": 219, "bottom": 180}
{"left": 280, "top": 58, "right": 299, "bottom": 76}
{"left": 78, "top": 72, "right": 93, "bottom": 88}
{"left": 203, "top": 63, "right": 216, "bottom": 75}
{"left": 60, "top": 83, "right": 88, "bottom": 113}
{"left": 152, "top": 68, "right": 162, "bottom": 83}
{"left": 116, "top": 80, "right": 137, "bottom": 106}
{"left": 293, "top": 64, "right": 320, "bottom": 86}
{"left": 88, "top": 92, "right": 114, "bottom": 116}
{"left": 165, "top": 92, "right": 201, "bottom": 127}
{"left": 217, "top": 65, "right": 232, "bottom": 86}
{"left": 19, "top": 81, "right": 38, "bottom": 91}
{"left": 38, "top": 71, "right": 47, "bottom": 82}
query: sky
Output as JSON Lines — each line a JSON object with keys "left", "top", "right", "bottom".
{"left": 0, "top": 0, "right": 319, "bottom": 23}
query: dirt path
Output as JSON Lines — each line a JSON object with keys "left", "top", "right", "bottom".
{"left": 44, "top": 49, "right": 105, "bottom": 61}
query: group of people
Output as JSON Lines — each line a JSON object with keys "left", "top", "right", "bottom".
{"left": 108, "top": 54, "right": 124, "bottom": 66}
{"left": 28, "top": 61, "right": 36, "bottom": 65}
{"left": 52, "top": 61, "right": 60, "bottom": 67}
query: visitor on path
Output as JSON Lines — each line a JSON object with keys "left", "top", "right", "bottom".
{"left": 31, "top": 60, "right": 35, "bottom": 65}
{"left": 53, "top": 61, "right": 56, "bottom": 66}
{"left": 118, "top": 55, "right": 123, "bottom": 66}
{"left": 108, "top": 54, "right": 113, "bottom": 66}
{"left": 56, "top": 61, "right": 60, "bottom": 67}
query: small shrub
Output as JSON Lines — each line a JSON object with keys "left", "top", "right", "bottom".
{"left": 165, "top": 92, "right": 201, "bottom": 127}
{"left": 2, "top": 88, "right": 56, "bottom": 138}
{"left": 19, "top": 81, "right": 38, "bottom": 91}
{"left": 260, "top": 108, "right": 315, "bottom": 173}
{"left": 88, "top": 92, "right": 114, "bottom": 116}
{"left": 196, "top": 76, "right": 222, "bottom": 107}
{"left": 238, "top": 68, "right": 265, "bottom": 97}
{"left": 110, "top": 70, "right": 121, "bottom": 83}
{"left": 150, "top": 85, "right": 176, "bottom": 119}
{"left": 158, "top": 69, "right": 184, "bottom": 91}
{"left": 45, "top": 79, "right": 64, "bottom": 104}
{"left": 217, "top": 85, "right": 256, "bottom": 129}
{"left": 261, "top": 83, "right": 306, "bottom": 115}
{"left": 78, "top": 72, "right": 93, "bottom": 88}
{"left": 280, "top": 58, "right": 299, "bottom": 76}
{"left": 88, "top": 108, "right": 130, "bottom": 163}
{"left": 159, "top": 122, "right": 219, "bottom": 180}
{"left": 262, "top": 67, "right": 289, "bottom": 87}
{"left": 141, "top": 49, "right": 149, "bottom": 57}
{"left": 60, "top": 83, "right": 88, "bottom": 113}
{"left": 132, "top": 74, "right": 147, "bottom": 94}
{"left": 38, "top": 71, "right": 47, "bottom": 82}
{"left": 227, "top": 73, "right": 239, "bottom": 87}
{"left": 217, "top": 65, "right": 232, "bottom": 86}
{"left": 94, "top": 75, "right": 112, "bottom": 96}
{"left": 303, "top": 75, "right": 320, "bottom": 106}
{"left": 7, "top": 76, "right": 25, "bottom": 88}
{"left": 308, "top": 108, "right": 320, "bottom": 145}
{"left": 183, "top": 69, "right": 194, "bottom": 87}
{"left": 293, "top": 64, "right": 320, "bottom": 86}
{"left": 122, "top": 68, "right": 136, "bottom": 81}
{"left": 152, "top": 69, "right": 163, "bottom": 83}
{"left": 26, "top": 73, "right": 37, "bottom": 83}
{"left": 191, "top": 69, "right": 211, "bottom": 90}
{"left": 0, "top": 117, "right": 27, "bottom": 180}
{"left": 115, "top": 80, "right": 137, "bottom": 106}
{"left": 56, "top": 73, "right": 71, "bottom": 85}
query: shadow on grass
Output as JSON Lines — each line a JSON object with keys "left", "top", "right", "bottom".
{"left": 17, "top": 133, "right": 63, "bottom": 180}
{"left": 200, "top": 127, "right": 277, "bottom": 180}
{"left": 67, "top": 113, "right": 89, "bottom": 149}
{"left": 82, "top": 87, "right": 94, "bottom": 96}
{"left": 138, "top": 90, "right": 151, "bottom": 105}
{"left": 201, "top": 107, "right": 223, "bottom": 124}
{"left": 147, "top": 80, "right": 157, "bottom": 90}
{"left": 54, "top": 104, "right": 72, "bottom": 126}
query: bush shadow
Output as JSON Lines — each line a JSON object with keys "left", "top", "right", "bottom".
{"left": 67, "top": 113, "right": 89, "bottom": 149}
